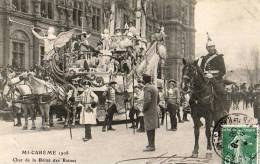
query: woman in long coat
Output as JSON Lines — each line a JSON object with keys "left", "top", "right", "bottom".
{"left": 80, "top": 80, "right": 98, "bottom": 142}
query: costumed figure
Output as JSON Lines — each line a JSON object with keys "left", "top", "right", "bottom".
{"left": 79, "top": 80, "right": 98, "bottom": 142}
{"left": 102, "top": 80, "right": 118, "bottom": 132}
{"left": 32, "top": 26, "right": 57, "bottom": 61}
{"left": 158, "top": 85, "right": 166, "bottom": 125}
{"left": 79, "top": 31, "right": 92, "bottom": 59}
{"left": 135, "top": 83, "right": 145, "bottom": 132}
{"left": 166, "top": 79, "right": 180, "bottom": 131}
{"left": 101, "top": 28, "right": 111, "bottom": 52}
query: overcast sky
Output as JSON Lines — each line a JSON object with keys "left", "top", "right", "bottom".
{"left": 195, "top": 0, "right": 260, "bottom": 70}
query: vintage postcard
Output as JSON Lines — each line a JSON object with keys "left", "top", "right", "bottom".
{"left": 0, "top": 0, "right": 260, "bottom": 164}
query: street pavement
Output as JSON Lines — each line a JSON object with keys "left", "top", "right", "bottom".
{"left": 0, "top": 103, "right": 258, "bottom": 164}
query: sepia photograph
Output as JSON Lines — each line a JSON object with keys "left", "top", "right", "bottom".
{"left": 0, "top": 0, "right": 259, "bottom": 163}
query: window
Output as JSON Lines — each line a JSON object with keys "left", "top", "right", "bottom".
{"left": 12, "top": 42, "right": 25, "bottom": 69}
{"left": 181, "top": 32, "right": 186, "bottom": 56}
{"left": 12, "top": 0, "right": 28, "bottom": 13}
{"left": 40, "top": 46, "right": 45, "bottom": 66}
{"left": 132, "top": 0, "right": 137, "bottom": 10}
{"left": 92, "top": 7, "right": 101, "bottom": 32}
{"left": 73, "top": 1, "right": 83, "bottom": 26}
{"left": 123, "top": 14, "right": 129, "bottom": 27}
{"left": 41, "top": 0, "right": 54, "bottom": 19}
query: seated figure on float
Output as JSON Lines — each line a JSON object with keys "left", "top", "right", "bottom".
{"left": 32, "top": 26, "right": 57, "bottom": 61}
{"left": 71, "top": 35, "right": 80, "bottom": 53}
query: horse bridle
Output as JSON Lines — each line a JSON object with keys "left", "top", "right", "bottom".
{"left": 182, "top": 64, "right": 213, "bottom": 100}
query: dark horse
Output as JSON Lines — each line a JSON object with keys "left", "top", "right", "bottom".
{"left": 181, "top": 59, "right": 231, "bottom": 158}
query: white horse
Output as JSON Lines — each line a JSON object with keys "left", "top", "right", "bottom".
{"left": 3, "top": 73, "right": 36, "bottom": 129}
{"left": 25, "top": 74, "right": 77, "bottom": 128}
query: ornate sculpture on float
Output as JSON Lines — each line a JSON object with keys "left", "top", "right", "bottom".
{"left": 101, "top": 28, "right": 111, "bottom": 52}
{"left": 32, "top": 26, "right": 57, "bottom": 61}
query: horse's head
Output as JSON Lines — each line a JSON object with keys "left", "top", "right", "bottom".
{"left": 181, "top": 58, "right": 205, "bottom": 92}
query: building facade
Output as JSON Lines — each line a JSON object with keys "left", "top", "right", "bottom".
{"left": 0, "top": 0, "right": 195, "bottom": 81}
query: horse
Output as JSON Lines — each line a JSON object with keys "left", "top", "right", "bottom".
{"left": 23, "top": 73, "right": 77, "bottom": 128}
{"left": 47, "top": 81, "right": 77, "bottom": 127}
{"left": 181, "top": 59, "right": 231, "bottom": 158}
{"left": 3, "top": 73, "right": 36, "bottom": 129}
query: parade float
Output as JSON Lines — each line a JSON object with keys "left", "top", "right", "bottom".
{"left": 48, "top": 26, "right": 166, "bottom": 123}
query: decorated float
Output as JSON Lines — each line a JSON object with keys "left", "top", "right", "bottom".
{"left": 48, "top": 26, "right": 166, "bottom": 122}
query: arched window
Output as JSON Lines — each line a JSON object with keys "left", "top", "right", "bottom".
{"left": 11, "top": 31, "right": 30, "bottom": 69}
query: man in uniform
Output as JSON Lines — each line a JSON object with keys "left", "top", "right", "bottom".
{"left": 197, "top": 34, "right": 226, "bottom": 101}
{"left": 142, "top": 74, "right": 159, "bottom": 152}
{"left": 102, "top": 80, "right": 118, "bottom": 132}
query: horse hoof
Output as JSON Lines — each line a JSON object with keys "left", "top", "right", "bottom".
{"left": 31, "top": 127, "right": 36, "bottom": 130}
{"left": 15, "top": 123, "right": 22, "bottom": 127}
{"left": 205, "top": 152, "right": 213, "bottom": 159}
{"left": 22, "top": 126, "right": 28, "bottom": 130}
{"left": 191, "top": 152, "right": 198, "bottom": 158}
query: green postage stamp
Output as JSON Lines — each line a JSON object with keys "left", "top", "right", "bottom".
{"left": 221, "top": 125, "right": 258, "bottom": 164}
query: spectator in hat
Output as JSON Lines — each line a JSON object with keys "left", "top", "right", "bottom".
{"left": 166, "top": 79, "right": 181, "bottom": 131}
{"left": 102, "top": 80, "right": 118, "bottom": 131}
{"left": 142, "top": 74, "right": 159, "bottom": 152}
{"left": 79, "top": 80, "right": 98, "bottom": 142}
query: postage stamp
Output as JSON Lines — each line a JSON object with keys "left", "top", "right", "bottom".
{"left": 221, "top": 125, "right": 258, "bottom": 164}
{"left": 211, "top": 113, "right": 259, "bottom": 164}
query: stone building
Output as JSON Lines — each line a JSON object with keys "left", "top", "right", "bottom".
{"left": 0, "top": 0, "right": 195, "bottom": 81}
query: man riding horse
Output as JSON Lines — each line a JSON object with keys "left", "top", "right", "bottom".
{"left": 197, "top": 33, "right": 226, "bottom": 106}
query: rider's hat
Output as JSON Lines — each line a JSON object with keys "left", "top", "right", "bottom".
{"left": 206, "top": 32, "right": 215, "bottom": 48}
